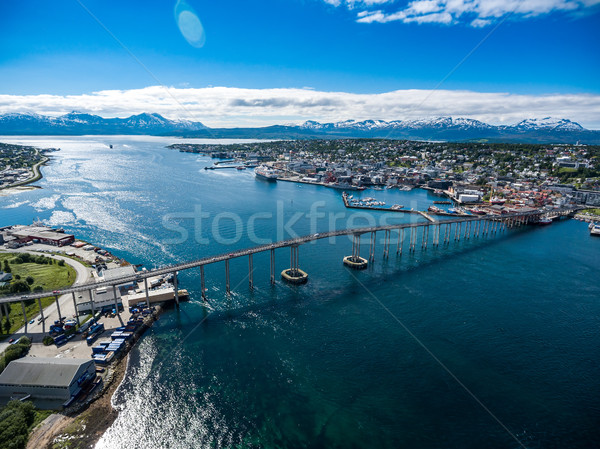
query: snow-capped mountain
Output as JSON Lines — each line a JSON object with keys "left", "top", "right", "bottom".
{"left": 300, "top": 117, "right": 496, "bottom": 131}
{"left": 0, "top": 112, "right": 207, "bottom": 135}
{"left": 0, "top": 112, "right": 597, "bottom": 143}
{"left": 511, "top": 117, "right": 584, "bottom": 132}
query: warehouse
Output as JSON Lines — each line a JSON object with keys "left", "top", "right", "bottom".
{"left": 8, "top": 225, "right": 75, "bottom": 247}
{"left": 0, "top": 357, "right": 95, "bottom": 404}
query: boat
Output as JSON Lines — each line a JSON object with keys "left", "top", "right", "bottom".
{"left": 236, "top": 166, "right": 246, "bottom": 170}
{"left": 328, "top": 183, "right": 365, "bottom": 191}
{"left": 428, "top": 206, "right": 443, "bottom": 213}
{"left": 373, "top": 186, "right": 384, "bottom": 191}
{"left": 433, "top": 189, "right": 444, "bottom": 195}
{"left": 391, "top": 204, "right": 403, "bottom": 210}
{"left": 470, "top": 208, "right": 487, "bottom": 215}
{"left": 538, "top": 217, "right": 552, "bottom": 225}
{"left": 433, "top": 200, "right": 451, "bottom": 205}
{"left": 590, "top": 223, "right": 600, "bottom": 236}
{"left": 254, "top": 165, "right": 278, "bottom": 181}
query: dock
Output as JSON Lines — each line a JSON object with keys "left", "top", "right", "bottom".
{"left": 341, "top": 192, "right": 436, "bottom": 222}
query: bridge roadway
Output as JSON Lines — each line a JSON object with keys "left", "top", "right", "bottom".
{"left": 0, "top": 206, "right": 581, "bottom": 305}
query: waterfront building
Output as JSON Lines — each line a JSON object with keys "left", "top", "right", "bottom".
{"left": 0, "top": 357, "right": 95, "bottom": 405}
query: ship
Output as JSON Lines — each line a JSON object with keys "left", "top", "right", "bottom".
{"left": 328, "top": 182, "right": 365, "bottom": 191}
{"left": 254, "top": 165, "right": 278, "bottom": 181}
{"left": 469, "top": 208, "right": 487, "bottom": 215}
{"left": 590, "top": 223, "right": 600, "bottom": 236}
{"left": 428, "top": 206, "right": 443, "bottom": 213}
{"left": 538, "top": 217, "right": 552, "bottom": 225}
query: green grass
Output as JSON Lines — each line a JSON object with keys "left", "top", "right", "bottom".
{"left": 583, "top": 208, "right": 600, "bottom": 216}
{"left": 0, "top": 253, "right": 76, "bottom": 337}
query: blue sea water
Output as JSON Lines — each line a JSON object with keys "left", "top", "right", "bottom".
{"left": 1, "top": 136, "right": 599, "bottom": 449}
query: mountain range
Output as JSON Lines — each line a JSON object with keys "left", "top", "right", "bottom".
{"left": 0, "top": 112, "right": 598, "bottom": 144}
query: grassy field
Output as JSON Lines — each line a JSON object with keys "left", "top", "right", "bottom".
{"left": 0, "top": 253, "right": 77, "bottom": 337}
{"left": 583, "top": 208, "right": 600, "bottom": 216}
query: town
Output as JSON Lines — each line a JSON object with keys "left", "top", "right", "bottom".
{"left": 0, "top": 143, "right": 53, "bottom": 190}
{"left": 170, "top": 139, "right": 600, "bottom": 208}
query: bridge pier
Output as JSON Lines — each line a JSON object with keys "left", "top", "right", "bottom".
{"left": 369, "top": 232, "right": 376, "bottom": 261}
{"left": 200, "top": 265, "right": 207, "bottom": 300}
{"left": 270, "top": 249, "right": 275, "bottom": 284}
{"left": 410, "top": 227, "right": 416, "bottom": 252}
{"left": 396, "top": 228, "right": 404, "bottom": 255}
{"left": 37, "top": 297, "right": 45, "bottom": 336}
{"left": 54, "top": 295, "right": 62, "bottom": 322}
{"left": 383, "top": 230, "right": 390, "bottom": 258}
{"left": 88, "top": 289, "right": 95, "bottom": 316}
{"left": 144, "top": 278, "right": 150, "bottom": 307}
{"left": 248, "top": 254, "right": 254, "bottom": 290}
{"left": 72, "top": 292, "right": 80, "bottom": 326}
{"left": 225, "top": 259, "right": 230, "bottom": 294}
{"left": 344, "top": 233, "right": 368, "bottom": 269}
{"left": 172, "top": 273, "right": 179, "bottom": 307}
{"left": 112, "top": 285, "right": 124, "bottom": 324}
{"left": 21, "top": 301, "right": 27, "bottom": 335}
{"left": 282, "top": 244, "right": 308, "bottom": 284}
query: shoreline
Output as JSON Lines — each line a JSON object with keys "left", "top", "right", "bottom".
{"left": 0, "top": 153, "right": 48, "bottom": 192}
{"left": 29, "top": 303, "right": 166, "bottom": 449}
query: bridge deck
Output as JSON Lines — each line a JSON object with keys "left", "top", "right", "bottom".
{"left": 0, "top": 206, "right": 581, "bottom": 304}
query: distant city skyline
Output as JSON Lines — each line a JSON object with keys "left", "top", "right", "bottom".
{"left": 1, "top": 0, "right": 599, "bottom": 128}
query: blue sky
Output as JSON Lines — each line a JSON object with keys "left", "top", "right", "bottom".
{"left": 1, "top": 0, "right": 599, "bottom": 127}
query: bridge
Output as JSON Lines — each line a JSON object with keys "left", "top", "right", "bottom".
{"left": 0, "top": 205, "right": 582, "bottom": 335}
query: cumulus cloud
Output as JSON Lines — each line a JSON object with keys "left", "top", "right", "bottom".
{"left": 329, "top": 0, "right": 600, "bottom": 26}
{"left": 0, "top": 85, "right": 599, "bottom": 129}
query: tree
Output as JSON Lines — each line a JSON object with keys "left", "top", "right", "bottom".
{"left": 9, "top": 281, "right": 29, "bottom": 294}
{"left": 2, "top": 261, "right": 10, "bottom": 273}
{"left": 25, "top": 276, "right": 34, "bottom": 286}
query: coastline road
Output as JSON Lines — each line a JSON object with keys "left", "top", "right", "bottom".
{"left": 0, "top": 250, "right": 91, "bottom": 353}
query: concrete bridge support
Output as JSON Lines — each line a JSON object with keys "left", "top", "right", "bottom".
{"left": 344, "top": 233, "right": 368, "bottom": 269}
{"left": 248, "top": 254, "right": 254, "bottom": 290}
{"left": 383, "top": 230, "right": 391, "bottom": 258}
{"left": 396, "top": 228, "right": 404, "bottom": 255}
{"left": 54, "top": 295, "right": 62, "bottom": 322}
{"left": 200, "top": 265, "right": 207, "bottom": 300}
{"left": 21, "top": 301, "right": 27, "bottom": 335}
{"left": 72, "top": 292, "right": 80, "bottom": 325}
{"left": 172, "top": 273, "right": 179, "bottom": 307}
{"left": 282, "top": 245, "right": 308, "bottom": 284}
{"left": 37, "top": 297, "right": 45, "bottom": 336}
{"left": 369, "top": 232, "right": 376, "bottom": 261}
{"left": 225, "top": 259, "right": 230, "bottom": 295}
{"left": 88, "top": 290, "right": 95, "bottom": 316}
{"left": 270, "top": 249, "right": 275, "bottom": 285}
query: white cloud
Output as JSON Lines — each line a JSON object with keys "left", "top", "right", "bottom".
{"left": 327, "top": 0, "right": 600, "bottom": 26}
{"left": 1, "top": 85, "right": 599, "bottom": 129}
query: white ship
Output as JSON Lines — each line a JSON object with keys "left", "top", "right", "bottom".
{"left": 254, "top": 165, "right": 278, "bottom": 181}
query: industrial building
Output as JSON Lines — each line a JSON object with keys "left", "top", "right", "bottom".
{"left": 0, "top": 357, "right": 96, "bottom": 404}
{"left": 7, "top": 225, "right": 75, "bottom": 247}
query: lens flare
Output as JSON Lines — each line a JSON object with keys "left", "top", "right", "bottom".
{"left": 174, "top": 0, "right": 206, "bottom": 48}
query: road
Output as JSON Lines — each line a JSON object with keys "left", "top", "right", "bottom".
{"left": 0, "top": 250, "right": 91, "bottom": 352}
